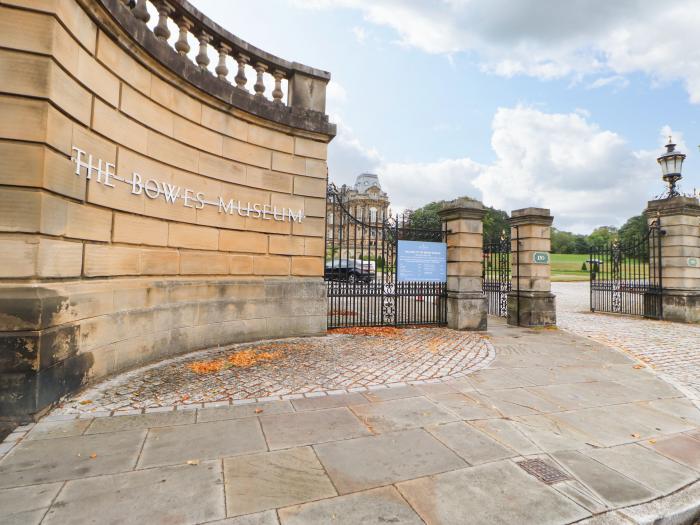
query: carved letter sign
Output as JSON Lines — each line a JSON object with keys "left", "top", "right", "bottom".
{"left": 72, "top": 146, "right": 304, "bottom": 222}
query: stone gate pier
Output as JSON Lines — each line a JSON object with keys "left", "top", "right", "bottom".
{"left": 508, "top": 208, "right": 556, "bottom": 327}
{"left": 439, "top": 198, "right": 488, "bottom": 331}
{"left": 647, "top": 196, "right": 700, "bottom": 323}
{"left": 0, "top": 0, "right": 335, "bottom": 420}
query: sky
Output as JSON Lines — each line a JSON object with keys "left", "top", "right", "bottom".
{"left": 189, "top": 0, "right": 700, "bottom": 233}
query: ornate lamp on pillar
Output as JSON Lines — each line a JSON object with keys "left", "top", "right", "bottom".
{"left": 656, "top": 138, "right": 686, "bottom": 198}
{"left": 646, "top": 137, "right": 700, "bottom": 323}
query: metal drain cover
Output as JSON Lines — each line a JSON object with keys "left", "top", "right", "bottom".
{"left": 517, "top": 459, "right": 570, "bottom": 484}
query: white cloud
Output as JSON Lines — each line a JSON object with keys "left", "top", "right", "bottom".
{"left": 352, "top": 26, "right": 367, "bottom": 44}
{"left": 329, "top": 105, "right": 677, "bottom": 233}
{"left": 299, "top": 0, "right": 700, "bottom": 102}
{"left": 587, "top": 75, "right": 629, "bottom": 91}
{"left": 473, "top": 106, "right": 659, "bottom": 231}
{"left": 327, "top": 115, "right": 382, "bottom": 187}
{"left": 325, "top": 81, "right": 347, "bottom": 110}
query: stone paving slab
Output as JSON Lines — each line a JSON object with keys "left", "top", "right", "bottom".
{"left": 469, "top": 418, "right": 542, "bottom": 455}
{"left": 138, "top": 418, "right": 267, "bottom": 469}
{"left": 552, "top": 451, "right": 657, "bottom": 507}
{"left": 223, "top": 447, "right": 336, "bottom": 516}
{"left": 426, "top": 421, "right": 516, "bottom": 464}
{"left": 0, "top": 482, "right": 62, "bottom": 525}
{"left": 554, "top": 404, "right": 693, "bottom": 447}
{"left": 278, "top": 486, "right": 423, "bottom": 525}
{"left": 313, "top": 428, "right": 465, "bottom": 494}
{"left": 583, "top": 443, "right": 698, "bottom": 494}
{"left": 0, "top": 430, "right": 145, "bottom": 488}
{"left": 197, "top": 400, "right": 294, "bottom": 423}
{"left": 471, "top": 387, "right": 563, "bottom": 416}
{"left": 349, "top": 396, "right": 458, "bottom": 433}
{"left": 397, "top": 460, "right": 591, "bottom": 524}
{"left": 553, "top": 478, "right": 610, "bottom": 514}
{"left": 24, "top": 419, "right": 92, "bottom": 441}
{"left": 208, "top": 511, "right": 280, "bottom": 525}
{"left": 42, "top": 461, "right": 225, "bottom": 525}
{"left": 85, "top": 410, "right": 196, "bottom": 434}
{"left": 362, "top": 384, "right": 422, "bottom": 402}
{"left": 290, "top": 392, "right": 369, "bottom": 411}
{"left": 513, "top": 413, "right": 602, "bottom": 452}
{"left": 428, "top": 391, "right": 503, "bottom": 420}
{"left": 260, "top": 407, "right": 370, "bottom": 450}
{"left": 643, "top": 434, "right": 700, "bottom": 470}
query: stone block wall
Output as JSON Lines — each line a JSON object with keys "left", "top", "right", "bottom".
{"left": 0, "top": 0, "right": 334, "bottom": 419}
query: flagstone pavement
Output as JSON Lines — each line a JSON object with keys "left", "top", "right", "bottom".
{"left": 2, "top": 316, "right": 699, "bottom": 524}
{"left": 554, "top": 282, "right": 700, "bottom": 407}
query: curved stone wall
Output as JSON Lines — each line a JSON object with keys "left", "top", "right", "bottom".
{"left": 0, "top": 0, "right": 335, "bottom": 419}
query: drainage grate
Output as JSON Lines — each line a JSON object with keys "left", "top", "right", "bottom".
{"left": 517, "top": 459, "right": 570, "bottom": 484}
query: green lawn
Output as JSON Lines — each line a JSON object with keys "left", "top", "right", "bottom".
{"left": 551, "top": 253, "right": 589, "bottom": 282}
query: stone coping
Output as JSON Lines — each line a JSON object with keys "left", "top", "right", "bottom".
{"left": 93, "top": 0, "right": 336, "bottom": 135}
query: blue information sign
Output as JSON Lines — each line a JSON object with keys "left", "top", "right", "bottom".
{"left": 397, "top": 240, "right": 447, "bottom": 282}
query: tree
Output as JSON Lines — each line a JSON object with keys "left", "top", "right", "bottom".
{"left": 587, "top": 226, "right": 619, "bottom": 248}
{"left": 618, "top": 213, "right": 648, "bottom": 246}
{"left": 407, "top": 198, "right": 510, "bottom": 242}
{"left": 405, "top": 201, "right": 442, "bottom": 231}
{"left": 483, "top": 207, "right": 510, "bottom": 243}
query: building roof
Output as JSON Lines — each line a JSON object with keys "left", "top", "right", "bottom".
{"left": 354, "top": 173, "right": 381, "bottom": 194}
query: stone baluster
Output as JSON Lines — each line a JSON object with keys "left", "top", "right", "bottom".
{"left": 132, "top": 0, "right": 150, "bottom": 23}
{"left": 234, "top": 54, "right": 250, "bottom": 91}
{"left": 215, "top": 43, "right": 231, "bottom": 81}
{"left": 174, "top": 18, "right": 192, "bottom": 55}
{"left": 254, "top": 62, "right": 268, "bottom": 98}
{"left": 196, "top": 32, "right": 212, "bottom": 71}
{"left": 153, "top": 1, "right": 173, "bottom": 41}
{"left": 272, "top": 70, "right": 285, "bottom": 104}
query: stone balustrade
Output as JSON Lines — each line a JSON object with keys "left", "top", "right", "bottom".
{"left": 104, "top": 0, "right": 334, "bottom": 133}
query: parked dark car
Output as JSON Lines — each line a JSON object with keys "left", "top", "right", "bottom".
{"left": 324, "top": 259, "right": 376, "bottom": 283}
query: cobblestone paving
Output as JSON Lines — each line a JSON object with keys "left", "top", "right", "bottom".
{"left": 55, "top": 328, "right": 494, "bottom": 415}
{"left": 555, "top": 282, "right": 700, "bottom": 406}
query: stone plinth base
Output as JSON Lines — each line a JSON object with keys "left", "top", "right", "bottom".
{"left": 662, "top": 291, "right": 700, "bottom": 324}
{"left": 507, "top": 292, "right": 556, "bottom": 327}
{"left": 0, "top": 277, "right": 326, "bottom": 422}
{"left": 446, "top": 292, "right": 487, "bottom": 331}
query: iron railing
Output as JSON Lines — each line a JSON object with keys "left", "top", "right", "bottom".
{"left": 590, "top": 221, "right": 663, "bottom": 319}
{"left": 325, "top": 185, "right": 447, "bottom": 328}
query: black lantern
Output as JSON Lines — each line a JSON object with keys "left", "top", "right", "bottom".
{"left": 657, "top": 137, "right": 685, "bottom": 197}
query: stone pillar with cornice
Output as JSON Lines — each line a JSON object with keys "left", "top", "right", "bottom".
{"left": 507, "top": 208, "right": 556, "bottom": 327}
{"left": 646, "top": 196, "right": 700, "bottom": 323}
{"left": 438, "top": 199, "right": 488, "bottom": 331}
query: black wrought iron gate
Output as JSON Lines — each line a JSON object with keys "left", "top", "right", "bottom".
{"left": 589, "top": 221, "right": 663, "bottom": 318}
{"left": 324, "top": 185, "right": 447, "bottom": 328}
{"left": 483, "top": 235, "right": 511, "bottom": 317}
